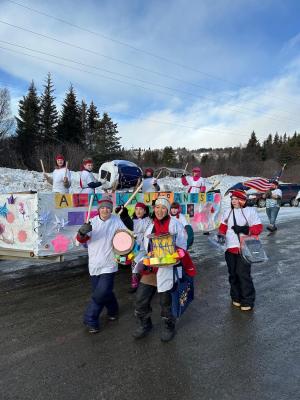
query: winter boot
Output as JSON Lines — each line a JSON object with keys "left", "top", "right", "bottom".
{"left": 132, "top": 316, "right": 153, "bottom": 339}
{"left": 160, "top": 318, "right": 176, "bottom": 342}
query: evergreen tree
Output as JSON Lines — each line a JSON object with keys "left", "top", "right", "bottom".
{"left": 86, "top": 101, "right": 100, "bottom": 151}
{"left": 162, "top": 146, "right": 176, "bottom": 166}
{"left": 93, "top": 112, "right": 122, "bottom": 164}
{"left": 40, "top": 73, "right": 58, "bottom": 144}
{"left": 80, "top": 100, "right": 88, "bottom": 147}
{"left": 16, "top": 81, "right": 40, "bottom": 168}
{"left": 246, "top": 131, "right": 260, "bottom": 150}
{"left": 57, "top": 85, "right": 82, "bottom": 144}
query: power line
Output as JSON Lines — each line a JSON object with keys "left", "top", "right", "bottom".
{"left": 0, "top": 45, "right": 298, "bottom": 139}
{"left": 0, "top": 30, "right": 299, "bottom": 128}
{"left": 0, "top": 57, "right": 253, "bottom": 139}
{"left": 6, "top": 0, "right": 300, "bottom": 108}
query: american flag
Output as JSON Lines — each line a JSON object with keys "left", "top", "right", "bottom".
{"left": 243, "top": 178, "right": 275, "bottom": 192}
{"left": 244, "top": 164, "right": 286, "bottom": 192}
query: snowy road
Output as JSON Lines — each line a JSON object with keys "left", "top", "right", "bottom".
{"left": 0, "top": 213, "right": 299, "bottom": 400}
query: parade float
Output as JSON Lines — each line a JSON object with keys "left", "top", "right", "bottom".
{"left": 0, "top": 161, "right": 222, "bottom": 260}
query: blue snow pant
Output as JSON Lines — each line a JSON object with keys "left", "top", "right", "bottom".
{"left": 266, "top": 206, "right": 280, "bottom": 226}
{"left": 83, "top": 273, "right": 119, "bottom": 329}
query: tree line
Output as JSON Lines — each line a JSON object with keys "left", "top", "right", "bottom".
{"left": 0, "top": 76, "right": 300, "bottom": 181}
{"left": 1, "top": 73, "right": 122, "bottom": 171}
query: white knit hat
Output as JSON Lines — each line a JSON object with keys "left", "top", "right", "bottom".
{"left": 155, "top": 197, "right": 171, "bottom": 212}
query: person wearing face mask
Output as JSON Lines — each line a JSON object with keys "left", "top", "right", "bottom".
{"left": 218, "top": 190, "right": 263, "bottom": 312}
{"left": 80, "top": 158, "right": 103, "bottom": 194}
{"left": 170, "top": 202, "right": 194, "bottom": 249}
{"left": 181, "top": 166, "right": 206, "bottom": 193}
{"left": 132, "top": 197, "right": 187, "bottom": 342}
{"left": 76, "top": 195, "right": 132, "bottom": 334}
{"left": 43, "top": 154, "right": 71, "bottom": 193}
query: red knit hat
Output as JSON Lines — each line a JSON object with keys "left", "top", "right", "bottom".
{"left": 171, "top": 202, "right": 180, "bottom": 209}
{"left": 145, "top": 167, "right": 154, "bottom": 175}
{"left": 135, "top": 202, "right": 146, "bottom": 210}
{"left": 83, "top": 158, "right": 93, "bottom": 165}
{"left": 192, "top": 167, "right": 201, "bottom": 173}
{"left": 55, "top": 154, "right": 65, "bottom": 161}
{"left": 230, "top": 190, "right": 247, "bottom": 201}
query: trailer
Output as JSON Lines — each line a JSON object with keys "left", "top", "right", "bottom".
{"left": 0, "top": 191, "right": 222, "bottom": 260}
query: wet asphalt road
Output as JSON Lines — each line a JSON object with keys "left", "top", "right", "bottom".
{"left": 0, "top": 217, "right": 300, "bottom": 400}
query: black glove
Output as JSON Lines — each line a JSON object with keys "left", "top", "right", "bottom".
{"left": 120, "top": 207, "right": 129, "bottom": 217}
{"left": 231, "top": 225, "right": 249, "bottom": 235}
{"left": 78, "top": 222, "right": 92, "bottom": 236}
{"left": 217, "top": 234, "right": 226, "bottom": 245}
{"left": 115, "top": 206, "right": 129, "bottom": 217}
{"left": 115, "top": 206, "right": 122, "bottom": 214}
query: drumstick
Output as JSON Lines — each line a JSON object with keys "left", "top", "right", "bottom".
{"left": 40, "top": 159, "right": 46, "bottom": 174}
{"left": 207, "top": 180, "right": 220, "bottom": 192}
{"left": 86, "top": 194, "right": 94, "bottom": 223}
{"left": 155, "top": 169, "right": 163, "bottom": 179}
{"left": 183, "top": 162, "right": 188, "bottom": 174}
{"left": 64, "top": 161, "right": 69, "bottom": 179}
{"left": 117, "top": 181, "right": 143, "bottom": 215}
{"left": 75, "top": 194, "right": 94, "bottom": 247}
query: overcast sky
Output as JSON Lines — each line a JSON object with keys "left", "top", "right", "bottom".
{"left": 1, "top": 0, "right": 300, "bottom": 149}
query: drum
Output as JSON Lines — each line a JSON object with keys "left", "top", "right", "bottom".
{"left": 112, "top": 229, "right": 135, "bottom": 256}
{"left": 149, "top": 233, "right": 176, "bottom": 258}
{"left": 143, "top": 233, "right": 179, "bottom": 267}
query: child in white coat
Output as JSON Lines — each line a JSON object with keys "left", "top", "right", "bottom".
{"left": 44, "top": 154, "right": 71, "bottom": 193}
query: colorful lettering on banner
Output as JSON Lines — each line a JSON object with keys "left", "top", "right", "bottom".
{"left": 72, "top": 194, "right": 89, "bottom": 207}
{"left": 55, "top": 194, "right": 73, "bottom": 208}
{"left": 174, "top": 193, "right": 183, "bottom": 203}
{"left": 206, "top": 192, "right": 214, "bottom": 203}
{"left": 116, "top": 192, "right": 130, "bottom": 206}
{"left": 143, "top": 192, "right": 155, "bottom": 205}
{"left": 199, "top": 193, "right": 206, "bottom": 203}
{"left": 91, "top": 193, "right": 103, "bottom": 206}
{"left": 68, "top": 211, "right": 85, "bottom": 226}
{"left": 189, "top": 193, "right": 198, "bottom": 204}
{"left": 152, "top": 192, "right": 174, "bottom": 203}
{"left": 182, "top": 193, "right": 189, "bottom": 203}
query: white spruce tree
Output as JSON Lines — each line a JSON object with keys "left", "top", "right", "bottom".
{"left": 40, "top": 73, "right": 58, "bottom": 144}
{"left": 57, "top": 85, "right": 82, "bottom": 144}
{"left": 16, "top": 81, "right": 40, "bottom": 168}
{"left": 93, "top": 112, "right": 122, "bottom": 164}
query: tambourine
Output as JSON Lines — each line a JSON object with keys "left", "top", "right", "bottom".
{"left": 112, "top": 229, "right": 135, "bottom": 256}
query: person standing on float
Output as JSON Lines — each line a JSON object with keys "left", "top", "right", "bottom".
{"left": 142, "top": 168, "right": 160, "bottom": 192}
{"left": 43, "top": 154, "right": 71, "bottom": 193}
{"left": 181, "top": 167, "right": 206, "bottom": 193}
{"left": 80, "top": 158, "right": 103, "bottom": 194}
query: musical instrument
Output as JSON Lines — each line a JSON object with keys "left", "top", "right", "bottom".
{"left": 112, "top": 229, "right": 137, "bottom": 265}
{"left": 143, "top": 233, "right": 184, "bottom": 267}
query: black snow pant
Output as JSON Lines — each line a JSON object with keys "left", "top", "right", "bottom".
{"left": 225, "top": 251, "right": 255, "bottom": 307}
{"left": 134, "top": 282, "right": 174, "bottom": 320}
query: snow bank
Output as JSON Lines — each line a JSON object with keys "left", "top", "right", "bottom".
{"left": 0, "top": 167, "right": 251, "bottom": 199}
